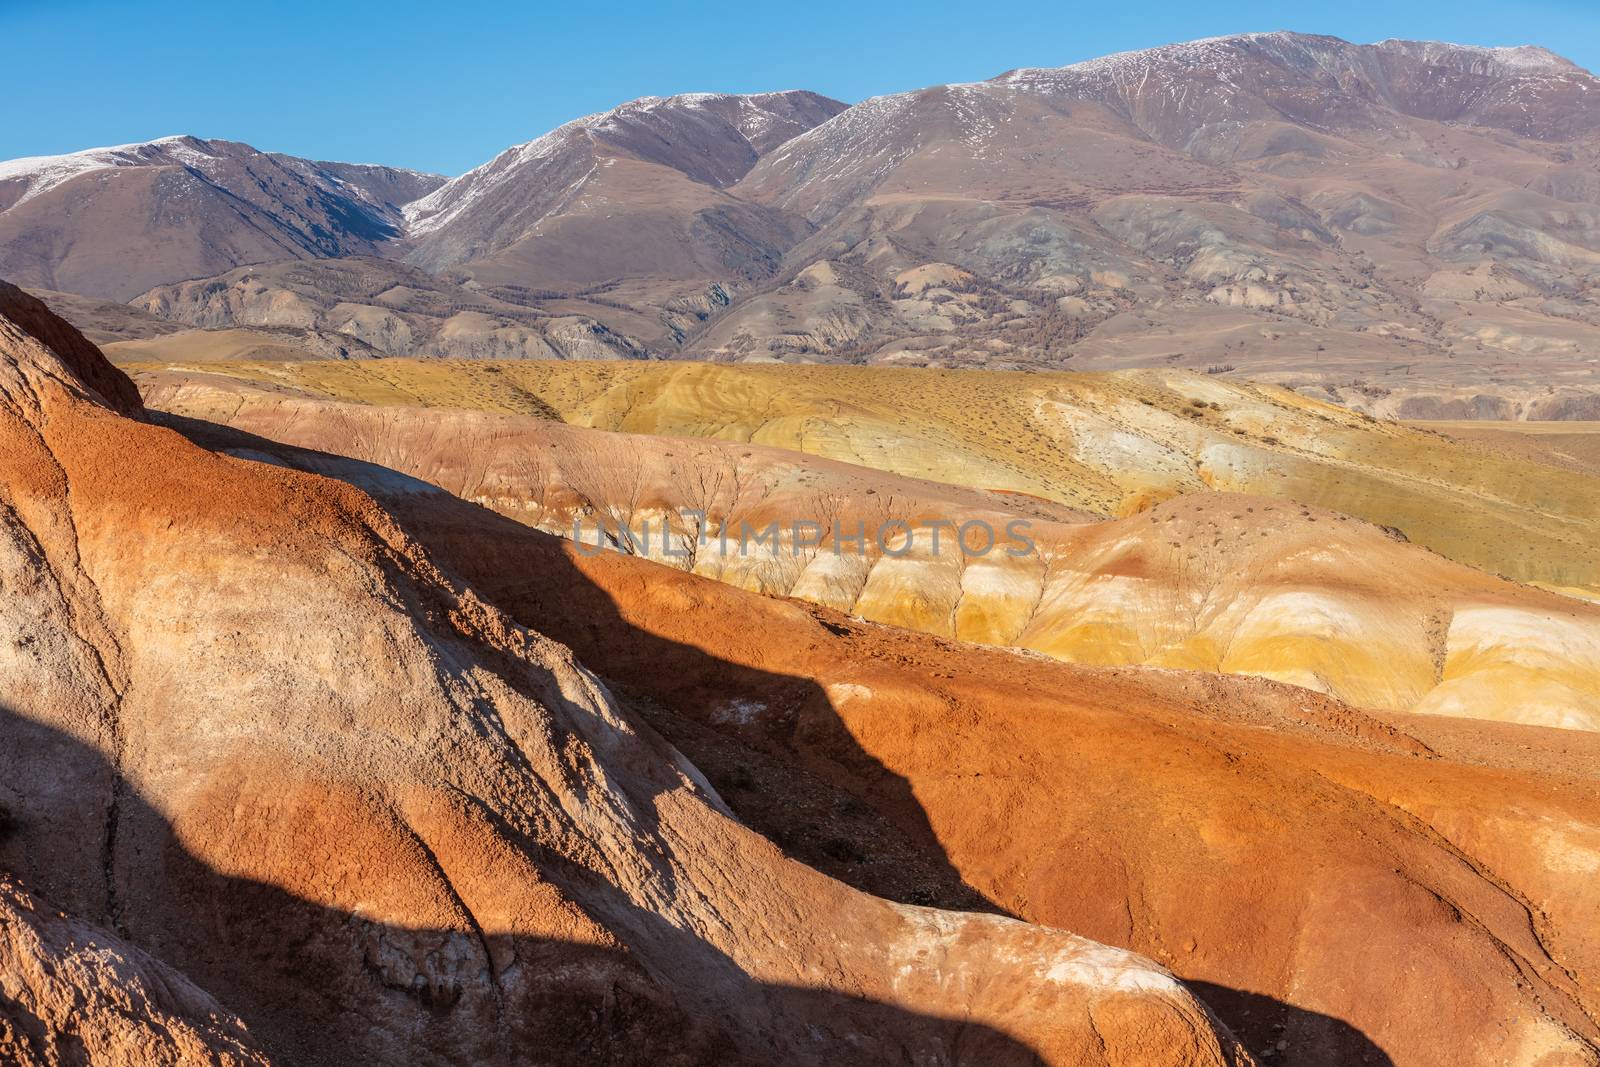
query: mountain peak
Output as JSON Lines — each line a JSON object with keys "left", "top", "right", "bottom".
{"left": 0, "top": 138, "right": 446, "bottom": 299}
{"left": 1373, "top": 38, "right": 1586, "bottom": 74}
{"left": 0, "top": 134, "right": 213, "bottom": 206}
{"left": 401, "top": 89, "right": 846, "bottom": 251}
{"left": 997, "top": 31, "right": 1589, "bottom": 88}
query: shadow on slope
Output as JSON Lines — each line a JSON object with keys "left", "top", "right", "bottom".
{"left": 152, "top": 412, "right": 1395, "bottom": 1067}
{"left": 0, "top": 703, "right": 1071, "bottom": 1066}
{"left": 155, "top": 412, "right": 998, "bottom": 916}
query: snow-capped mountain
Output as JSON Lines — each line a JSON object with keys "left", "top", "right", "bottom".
{"left": 997, "top": 33, "right": 1598, "bottom": 141}
{"left": 0, "top": 136, "right": 444, "bottom": 299}
{"left": 401, "top": 90, "right": 846, "bottom": 274}
{"left": 742, "top": 32, "right": 1600, "bottom": 222}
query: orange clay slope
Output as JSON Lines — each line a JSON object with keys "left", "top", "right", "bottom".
{"left": 178, "top": 402, "right": 1600, "bottom": 1067}
{"left": 0, "top": 279, "right": 1250, "bottom": 1067}
{"left": 141, "top": 373, "right": 1600, "bottom": 730}
{"left": 0, "top": 874, "right": 272, "bottom": 1067}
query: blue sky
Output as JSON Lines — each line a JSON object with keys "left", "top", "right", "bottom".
{"left": 3, "top": 0, "right": 1597, "bottom": 176}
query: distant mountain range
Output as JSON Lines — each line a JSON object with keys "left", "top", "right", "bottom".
{"left": 7, "top": 33, "right": 1600, "bottom": 417}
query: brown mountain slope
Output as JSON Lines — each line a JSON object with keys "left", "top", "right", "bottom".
{"left": 135, "top": 374, "right": 1600, "bottom": 729}
{"left": 689, "top": 33, "right": 1600, "bottom": 413}
{"left": 191, "top": 414, "right": 1600, "bottom": 1066}
{"left": 400, "top": 91, "right": 846, "bottom": 344}
{"left": 0, "top": 137, "right": 443, "bottom": 300}
{"left": 404, "top": 91, "right": 845, "bottom": 267}
{"left": 0, "top": 282, "right": 1250, "bottom": 1064}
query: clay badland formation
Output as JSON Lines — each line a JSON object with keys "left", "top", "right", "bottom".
{"left": 134, "top": 359, "right": 1600, "bottom": 730}
{"left": 81, "top": 330, "right": 1600, "bottom": 1065}
{"left": 4, "top": 243, "right": 1600, "bottom": 1065}
{"left": 0, "top": 284, "right": 1259, "bottom": 1063}
{"left": 121, "top": 356, "right": 1600, "bottom": 593}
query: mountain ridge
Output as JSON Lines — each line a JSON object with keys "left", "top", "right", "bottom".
{"left": 10, "top": 32, "right": 1600, "bottom": 417}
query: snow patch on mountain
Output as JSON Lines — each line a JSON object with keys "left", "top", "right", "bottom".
{"left": 401, "top": 121, "right": 590, "bottom": 237}
{"left": 1375, "top": 40, "right": 1584, "bottom": 74}
{"left": 0, "top": 135, "right": 215, "bottom": 207}
{"left": 999, "top": 32, "right": 1590, "bottom": 91}
{"left": 403, "top": 90, "right": 845, "bottom": 239}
